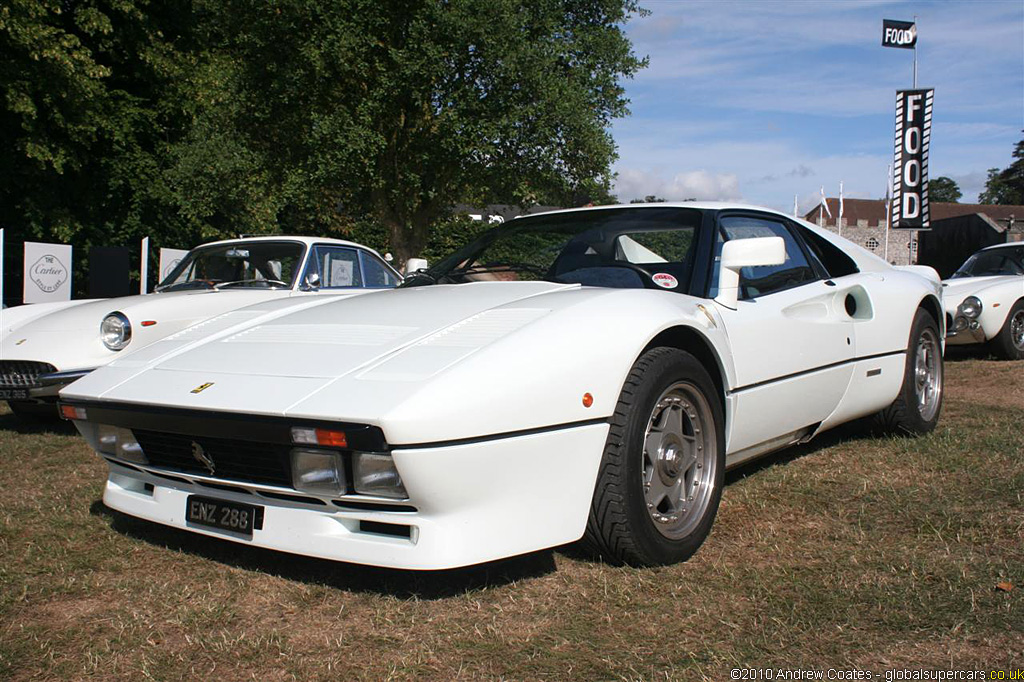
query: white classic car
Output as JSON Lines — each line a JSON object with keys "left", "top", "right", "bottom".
{"left": 941, "top": 242, "right": 1024, "bottom": 360}
{"left": 60, "top": 203, "right": 944, "bottom": 570}
{"left": 1, "top": 236, "right": 400, "bottom": 417}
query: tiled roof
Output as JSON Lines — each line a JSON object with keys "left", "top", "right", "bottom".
{"left": 803, "top": 199, "right": 1024, "bottom": 227}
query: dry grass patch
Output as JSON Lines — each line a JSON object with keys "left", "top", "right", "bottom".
{"left": 1, "top": 359, "right": 1022, "bottom": 680}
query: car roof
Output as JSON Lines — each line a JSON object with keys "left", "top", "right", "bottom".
{"left": 198, "top": 235, "right": 369, "bottom": 250}
{"left": 513, "top": 201, "right": 893, "bottom": 273}
{"left": 979, "top": 241, "right": 1024, "bottom": 253}
{"left": 519, "top": 201, "right": 796, "bottom": 220}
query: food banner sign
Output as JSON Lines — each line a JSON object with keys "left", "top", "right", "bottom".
{"left": 23, "top": 241, "right": 72, "bottom": 303}
{"left": 882, "top": 19, "right": 917, "bottom": 49}
{"left": 891, "top": 88, "right": 934, "bottom": 230}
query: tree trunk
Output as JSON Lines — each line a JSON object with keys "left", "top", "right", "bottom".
{"left": 384, "top": 214, "right": 430, "bottom": 270}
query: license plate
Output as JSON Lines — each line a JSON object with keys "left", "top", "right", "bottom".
{"left": 186, "top": 495, "right": 261, "bottom": 538}
{"left": 0, "top": 389, "right": 29, "bottom": 400}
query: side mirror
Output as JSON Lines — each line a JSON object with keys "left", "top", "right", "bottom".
{"left": 303, "top": 272, "right": 321, "bottom": 290}
{"left": 404, "top": 258, "right": 428, "bottom": 275}
{"left": 714, "top": 236, "right": 786, "bottom": 309}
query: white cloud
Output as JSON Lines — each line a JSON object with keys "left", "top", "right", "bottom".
{"left": 615, "top": 168, "right": 740, "bottom": 202}
{"left": 611, "top": 0, "right": 1021, "bottom": 207}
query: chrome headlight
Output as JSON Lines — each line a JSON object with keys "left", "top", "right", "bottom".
{"left": 957, "top": 296, "right": 982, "bottom": 319}
{"left": 101, "top": 312, "right": 132, "bottom": 350}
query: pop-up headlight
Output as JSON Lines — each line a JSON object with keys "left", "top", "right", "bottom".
{"left": 291, "top": 449, "right": 346, "bottom": 496}
{"left": 353, "top": 453, "right": 408, "bottom": 499}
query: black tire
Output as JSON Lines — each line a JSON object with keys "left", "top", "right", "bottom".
{"left": 7, "top": 400, "right": 58, "bottom": 420}
{"left": 988, "top": 299, "right": 1024, "bottom": 360}
{"left": 582, "top": 347, "right": 725, "bottom": 566}
{"left": 873, "top": 308, "right": 943, "bottom": 434}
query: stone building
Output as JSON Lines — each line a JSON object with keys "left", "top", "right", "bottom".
{"left": 803, "top": 199, "right": 1024, "bottom": 272}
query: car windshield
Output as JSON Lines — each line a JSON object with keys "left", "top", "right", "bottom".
{"left": 156, "top": 241, "right": 306, "bottom": 291}
{"left": 951, "top": 248, "right": 1024, "bottom": 278}
{"left": 401, "top": 207, "right": 703, "bottom": 292}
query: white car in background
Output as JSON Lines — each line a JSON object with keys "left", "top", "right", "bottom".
{"left": 61, "top": 203, "right": 944, "bottom": 570}
{"left": 942, "top": 242, "right": 1024, "bottom": 360}
{"left": 1, "top": 236, "right": 400, "bottom": 417}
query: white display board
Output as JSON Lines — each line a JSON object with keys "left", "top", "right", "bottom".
{"left": 23, "top": 241, "right": 72, "bottom": 303}
{"left": 159, "top": 247, "right": 190, "bottom": 284}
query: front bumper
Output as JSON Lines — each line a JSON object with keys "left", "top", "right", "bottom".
{"left": 945, "top": 315, "right": 986, "bottom": 345}
{"left": 95, "top": 422, "right": 609, "bottom": 570}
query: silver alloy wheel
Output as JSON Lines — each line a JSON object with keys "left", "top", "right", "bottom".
{"left": 1011, "top": 309, "right": 1024, "bottom": 351}
{"left": 915, "top": 327, "right": 943, "bottom": 422}
{"left": 641, "top": 382, "right": 718, "bottom": 539}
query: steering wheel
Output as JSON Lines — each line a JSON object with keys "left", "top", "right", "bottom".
{"left": 554, "top": 263, "right": 660, "bottom": 289}
{"left": 593, "top": 262, "right": 660, "bottom": 289}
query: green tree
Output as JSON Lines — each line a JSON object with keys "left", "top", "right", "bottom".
{"left": 978, "top": 137, "right": 1024, "bottom": 205}
{"left": 1, "top": 0, "right": 200, "bottom": 295}
{"left": 182, "top": 0, "right": 647, "bottom": 263}
{"left": 928, "top": 176, "right": 961, "bottom": 203}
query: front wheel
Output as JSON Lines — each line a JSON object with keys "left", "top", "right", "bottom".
{"left": 582, "top": 347, "right": 725, "bottom": 566}
{"left": 989, "top": 300, "right": 1024, "bottom": 360}
{"left": 873, "top": 308, "right": 943, "bottom": 434}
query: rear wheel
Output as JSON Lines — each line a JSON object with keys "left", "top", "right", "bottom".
{"left": 582, "top": 347, "right": 725, "bottom": 566}
{"left": 989, "top": 300, "right": 1024, "bottom": 360}
{"left": 873, "top": 308, "right": 943, "bottom": 434}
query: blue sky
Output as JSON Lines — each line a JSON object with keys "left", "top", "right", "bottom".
{"left": 610, "top": 0, "right": 1024, "bottom": 213}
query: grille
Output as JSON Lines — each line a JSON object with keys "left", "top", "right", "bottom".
{"left": 133, "top": 430, "right": 293, "bottom": 488}
{"left": 0, "top": 361, "right": 56, "bottom": 388}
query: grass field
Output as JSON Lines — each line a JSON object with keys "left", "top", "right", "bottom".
{"left": 1, "top": 356, "right": 1021, "bottom": 680}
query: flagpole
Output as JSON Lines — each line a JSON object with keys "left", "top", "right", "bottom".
{"left": 884, "top": 164, "right": 892, "bottom": 262}
{"left": 912, "top": 15, "right": 918, "bottom": 88}
{"left": 0, "top": 228, "right": 4, "bottom": 313}
{"left": 910, "top": 15, "right": 918, "bottom": 263}
{"left": 838, "top": 181, "right": 844, "bottom": 237}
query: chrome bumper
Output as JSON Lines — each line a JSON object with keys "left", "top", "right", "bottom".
{"left": 945, "top": 316, "right": 985, "bottom": 344}
{"left": 26, "top": 369, "right": 94, "bottom": 399}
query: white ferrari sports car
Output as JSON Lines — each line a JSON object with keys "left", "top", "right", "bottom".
{"left": 941, "top": 242, "right": 1024, "bottom": 360}
{"left": 1, "top": 236, "right": 400, "bottom": 417}
{"left": 60, "top": 203, "right": 945, "bottom": 569}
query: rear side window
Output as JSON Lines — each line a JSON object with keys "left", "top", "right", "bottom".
{"left": 360, "top": 252, "right": 400, "bottom": 287}
{"left": 797, "top": 225, "right": 859, "bottom": 277}
{"left": 715, "top": 216, "right": 818, "bottom": 299}
{"left": 311, "top": 247, "right": 362, "bottom": 287}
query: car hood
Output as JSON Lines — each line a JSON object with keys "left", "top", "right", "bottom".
{"left": 1, "top": 288, "right": 295, "bottom": 370}
{"left": 941, "top": 275, "right": 1018, "bottom": 309}
{"left": 61, "top": 282, "right": 727, "bottom": 443}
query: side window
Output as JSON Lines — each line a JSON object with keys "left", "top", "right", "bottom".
{"left": 311, "top": 247, "right": 362, "bottom": 288}
{"left": 717, "top": 216, "right": 818, "bottom": 299}
{"left": 360, "top": 252, "right": 400, "bottom": 287}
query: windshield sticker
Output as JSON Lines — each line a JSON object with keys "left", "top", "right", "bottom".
{"left": 652, "top": 273, "right": 678, "bottom": 289}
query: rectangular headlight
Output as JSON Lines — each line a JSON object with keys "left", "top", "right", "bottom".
{"left": 96, "top": 425, "right": 147, "bottom": 464}
{"left": 353, "top": 453, "right": 407, "bottom": 499}
{"left": 291, "top": 448, "right": 346, "bottom": 496}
